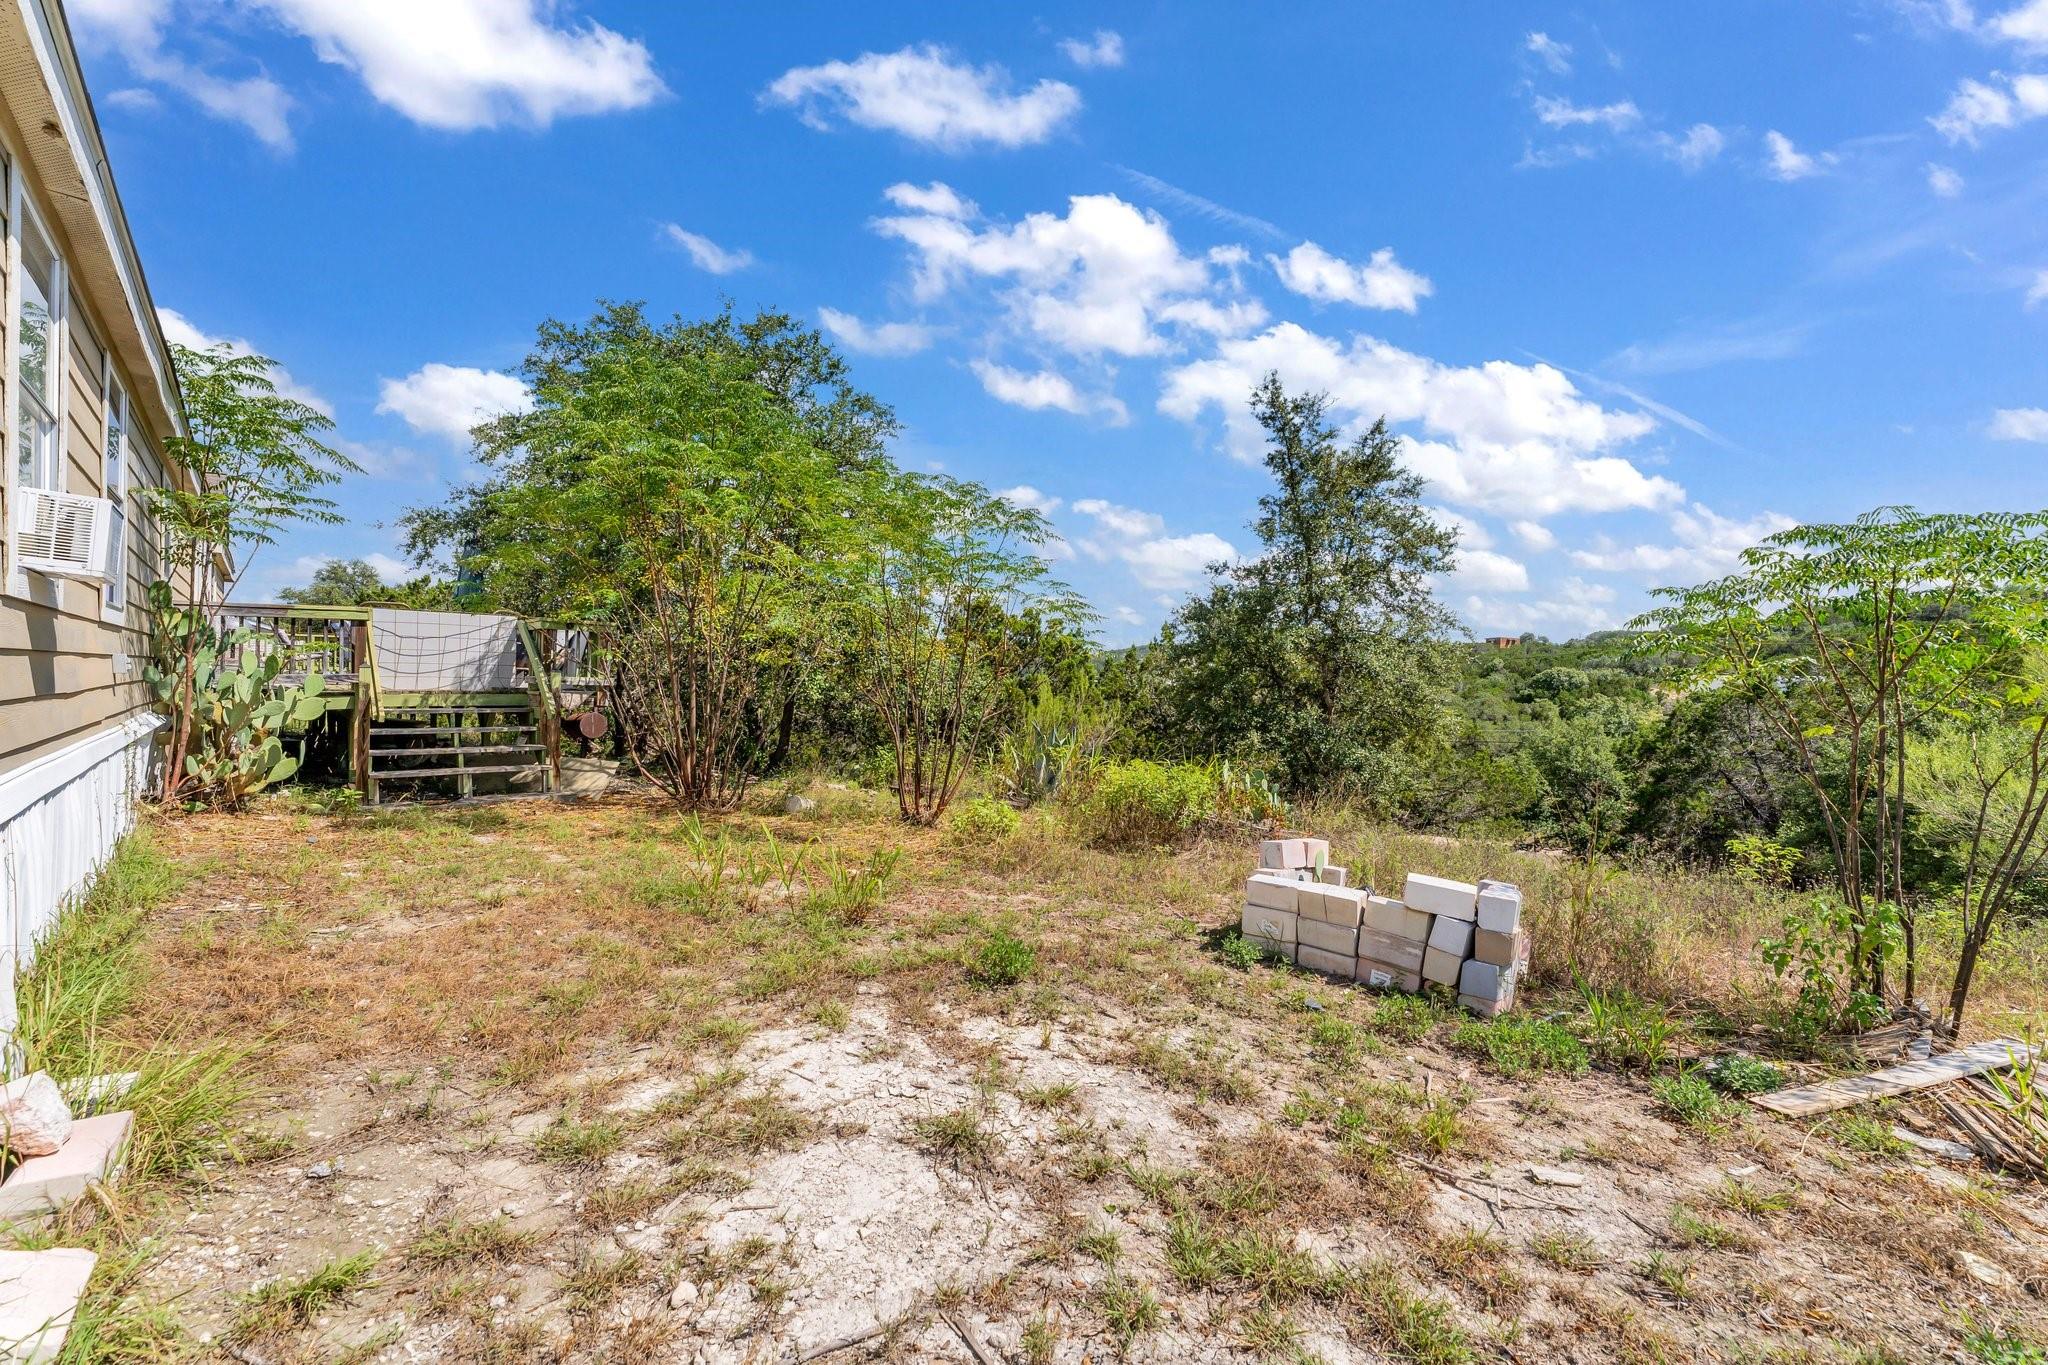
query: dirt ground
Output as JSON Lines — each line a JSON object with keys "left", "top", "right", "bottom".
{"left": 95, "top": 793, "right": 2048, "bottom": 1362}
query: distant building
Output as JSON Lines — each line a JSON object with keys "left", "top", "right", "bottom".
{"left": 1484, "top": 636, "right": 1520, "bottom": 650}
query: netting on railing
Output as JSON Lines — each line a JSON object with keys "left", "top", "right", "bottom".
{"left": 369, "top": 609, "right": 525, "bottom": 692}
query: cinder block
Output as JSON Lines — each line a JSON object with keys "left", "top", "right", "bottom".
{"left": 1403, "top": 873, "right": 1478, "bottom": 921}
{"left": 1422, "top": 946, "right": 1464, "bottom": 986}
{"left": 1473, "top": 928, "right": 1522, "bottom": 967}
{"left": 1427, "top": 914, "right": 1474, "bottom": 957}
{"left": 1296, "top": 943, "right": 1353, "bottom": 978}
{"left": 0, "top": 1111, "right": 133, "bottom": 1220}
{"left": 0, "top": 1247, "right": 96, "bottom": 1363}
{"left": 1460, "top": 988, "right": 1515, "bottom": 1019}
{"left": 1257, "top": 839, "right": 1302, "bottom": 870}
{"left": 1316, "top": 865, "right": 1349, "bottom": 887}
{"left": 1297, "top": 838, "right": 1330, "bottom": 869}
{"left": 1299, "top": 884, "right": 1362, "bottom": 928}
{"left": 1476, "top": 880, "right": 1523, "bottom": 934}
{"left": 1298, "top": 917, "right": 1358, "bottom": 957}
{"left": 1245, "top": 874, "right": 1301, "bottom": 913}
{"left": 1245, "top": 839, "right": 1294, "bottom": 871}
{"left": 1358, "top": 959, "right": 1424, "bottom": 992}
{"left": 1357, "top": 927, "right": 1425, "bottom": 972}
{"left": 1241, "top": 905, "right": 1299, "bottom": 947}
{"left": 1459, "top": 958, "right": 1516, "bottom": 1001}
{"left": 1363, "top": 895, "right": 1431, "bottom": 941}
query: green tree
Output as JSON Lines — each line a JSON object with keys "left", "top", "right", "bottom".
{"left": 278, "top": 557, "right": 456, "bottom": 609}
{"left": 1158, "top": 374, "right": 1457, "bottom": 796}
{"left": 417, "top": 307, "right": 866, "bottom": 810}
{"left": 144, "top": 343, "right": 358, "bottom": 801}
{"left": 403, "top": 302, "right": 896, "bottom": 770}
{"left": 847, "top": 474, "right": 1085, "bottom": 824}
{"left": 1912, "top": 659, "right": 2048, "bottom": 1028}
{"left": 1632, "top": 506, "right": 2048, "bottom": 1014}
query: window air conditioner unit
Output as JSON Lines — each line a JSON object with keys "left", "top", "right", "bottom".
{"left": 12, "top": 487, "right": 110, "bottom": 582}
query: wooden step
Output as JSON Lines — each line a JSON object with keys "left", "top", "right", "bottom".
{"left": 371, "top": 725, "right": 536, "bottom": 737}
{"left": 369, "top": 744, "right": 542, "bottom": 757}
{"left": 383, "top": 705, "right": 532, "bottom": 715}
{"left": 368, "top": 763, "right": 548, "bottom": 780}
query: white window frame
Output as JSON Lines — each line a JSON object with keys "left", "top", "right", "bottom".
{"left": 101, "top": 363, "right": 129, "bottom": 621}
{"left": 5, "top": 159, "right": 68, "bottom": 605}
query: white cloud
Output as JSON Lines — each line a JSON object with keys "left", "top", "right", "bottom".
{"left": 78, "top": 0, "right": 663, "bottom": 144}
{"left": 1158, "top": 322, "right": 1676, "bottom": 517}
{"left": 817, "top": 307, "right": 933, "bottom": 357}
{"left": 158, "top": 307, "right": 332, "bottom": 415}
{"left": 1428, "top": 506, "right": 1493, "bottom": 550}
{"left": 883, "top": 181, "right": 977, "bottom": 219}
{"left": 997, "top": 485, "right": 1062, "bottom": 514}
{"left": 1270, "top": 242, "right": 1433, "bottom": 313}
{"left": 1989, "top": 0, "right": 2048, "bottom": 47}
{"left": 377, "top": 363, "right": 533, "bottom": 444}
{"left": 659, "top": 225, "right": 754, "bottom": 275}
{"left": 1445, "top": 548, "right": 1531, "bottom": 593}
{"left": 1930, "top": 72, "right": 2048, "bottom": 142}
{"left": 875, "top": 190, "right": 1221, "bottom": 357}
{"left": 1511, "top": 520, "right": 1557, "bottom": 551}
{"left": 1989, "top": 407, "right": 2048, "bottom": 440}
{"left": 1657, "top": 122, "right": 1726, "bottom": 170}
{"left": 970, "top": 360, "right": 1128, "bottom": 424}
{"left": 1611, "top": 314, "right": 1815, "bottom": 374}
{"left": 1763, "top": 130, "right": 1829, "bottom": 180}
{"left": 764, "top": 44, "right": 1080, "bottom": 150}
{"left": 1566, "top": 503, "right": 1796, "bottom": 577}
{"left": 71, "top": 0, "right": 293, "bottom": 147}
{"left": 252, "top": 0, "right": 663, "bottom": 131}
{"left": 1533, "top": 96, "right": 1641, "bottom": 131}
{"left": 1111, "top": 605, "right": 1144, "bottom": 626}
{"left": 1524, "top": 31, "right": 1573, "bottom": 75}
{"left": 1927, "top": 162, "right": 1966, "bottom": 197}
{"left": 1059, "top": 30, "right": 1124, "bottom": 69}
{"left": 2027, "top": 269, "right": 2048, "bottom": 307}
{"left": 1070, "top": 498, "right": 1234, "bottom": 591}
{"left": 1462, "top": 577, "right": 1620, "bottom": 636}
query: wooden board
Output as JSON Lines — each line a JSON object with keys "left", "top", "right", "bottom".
{"left": 1753, "top": 1038, "right": 2039, "bottom": 1117}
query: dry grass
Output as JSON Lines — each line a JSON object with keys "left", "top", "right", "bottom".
{"left": 26, "top": 786, "right": 2047, "bottom": 1361}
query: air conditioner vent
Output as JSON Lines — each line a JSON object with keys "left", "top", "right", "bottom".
{"left": 12, "top": 487, "right": 110, "bottom": 582}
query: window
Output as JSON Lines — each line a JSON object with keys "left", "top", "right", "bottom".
{"left": 16, "top": 207, "right": 61, "bottom": 494}
{"left": 103, "top": 374, "right": 128, "bottom": 614}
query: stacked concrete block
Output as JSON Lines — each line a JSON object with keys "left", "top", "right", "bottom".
{"left": 1295, "top": 882, "right": 1363, "bottom": 977}
{"left": 1240, "top": 846, "right": 1531, "bottom": 1015}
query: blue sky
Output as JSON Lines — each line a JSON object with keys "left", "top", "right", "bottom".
{"left": 70, "top": 0, "right": 2048, "bottom": 642}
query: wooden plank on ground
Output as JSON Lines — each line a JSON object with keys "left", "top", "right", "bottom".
{"left": 1753, "top": 1038, "right": 2038, "bottom": 1118}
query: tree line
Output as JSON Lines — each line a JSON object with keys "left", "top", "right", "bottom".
{"left": 219, "top": 301, "right": 2046, "bottom": 1032}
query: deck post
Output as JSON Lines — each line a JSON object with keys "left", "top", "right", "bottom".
{"left": 350, "top": 624, "right": 371, "bottom": 800}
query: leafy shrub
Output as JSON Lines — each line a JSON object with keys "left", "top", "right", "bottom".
{"left": 1702, "top": 1054, "right": 1783, "bottom": 1095}
{"left": 1758, "top": 896, "right": 1896, "bottom": 1043}
{"left": 1726, "top": 833, "right": 1800, "bottom": 888}
{"left": 1653, "top": 1068, "right": 1741, "bottom": 1132}
{"left": 1451, "top": 1014, "right": 1589, "bottom": 1078}
{"left": 947, "top": 795, "right": 1020, "bottom": 841}
{"left": 1077, "top": 759, "right": 1218, "bottom": 848}
{"left": 1217, "top": 930, "right": 1269, "bottom": 970}
{"left": 969, "top": 931, "right": 1037, "bottom": 988}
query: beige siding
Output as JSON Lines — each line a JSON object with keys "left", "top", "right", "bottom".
{"left": 0, "top": 250, "right": 176, "bottom": 777}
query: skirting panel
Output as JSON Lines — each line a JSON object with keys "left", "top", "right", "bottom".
{"left": 0, "top": 713, "right": 160, "bottom": 1042}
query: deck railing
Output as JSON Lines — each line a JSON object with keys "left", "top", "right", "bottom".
{"left": 215, "top": 604, "right": 370, "bottom": 692}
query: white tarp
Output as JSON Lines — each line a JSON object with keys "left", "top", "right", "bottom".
{"left": 370, "top": 609, "right": 522, "bottom": 692}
